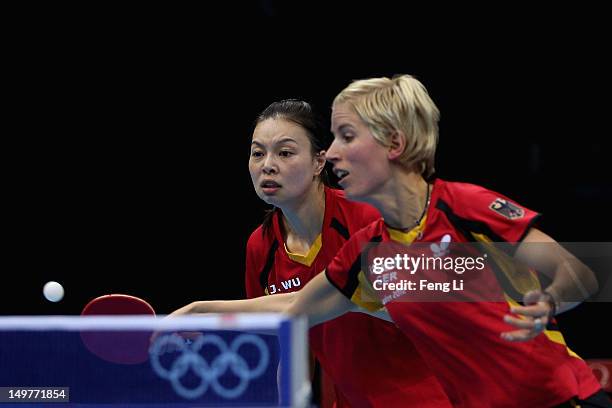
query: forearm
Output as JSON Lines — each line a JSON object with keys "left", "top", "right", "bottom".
{"left": 517, "top": 229, "right": 599, "bottom": 315}
{"left": 286, "top": 272, "right": 354, "bottom": 328}
{"left": 545, "top": 257, "right": 599, "bottom": 314}
{"left": 186, "top": 292, "right": 296, "bottom": 314}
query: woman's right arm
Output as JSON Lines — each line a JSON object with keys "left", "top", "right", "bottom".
{"left": 286, "top": 271, "right": 355, "bottom": 327}
{"left": 167, "top": 271, "right": 355, "bottom": 328}
{"left": 167, "top": 292, "right": 297, "bottom": 316}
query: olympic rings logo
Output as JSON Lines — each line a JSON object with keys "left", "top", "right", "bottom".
{"left": 149, "top": 333, "right": 270, "bottom": 400}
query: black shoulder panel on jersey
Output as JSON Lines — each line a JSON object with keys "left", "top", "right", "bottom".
{"left": 259, "top": 240, "right": 278, "bottom": 291}
{"left": 330, "top": 217, "right": 350, "bottom": 240}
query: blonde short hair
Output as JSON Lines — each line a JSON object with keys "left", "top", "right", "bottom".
{"left": 333, "top": 74, "right": 440, "bottom": 177}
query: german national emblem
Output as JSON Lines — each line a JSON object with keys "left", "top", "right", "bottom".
{"left": 489, "top": 198, "right": 524, "bottom": 220}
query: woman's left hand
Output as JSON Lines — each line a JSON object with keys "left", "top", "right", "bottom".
{"left": 501, "top": 290, "right": 554, "bottom": 342}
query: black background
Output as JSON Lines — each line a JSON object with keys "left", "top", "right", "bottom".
{"left": 5, "top": 4, "right": 611, "bottom": 358}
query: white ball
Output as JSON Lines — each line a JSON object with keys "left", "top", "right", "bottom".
{"left": 43, "top": 281, "right": 64, "bottom": 302}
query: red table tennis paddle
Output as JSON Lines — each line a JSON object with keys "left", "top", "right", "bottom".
{"left": 80, "top": 294, "right": 155, "bottom": 365}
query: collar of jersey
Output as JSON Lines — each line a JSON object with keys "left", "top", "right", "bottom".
{"left": 273, "top": 187, "right": 335, "bottom": 267}
{"left": 284, "top": 233, "right": 322, "bottom": 266}
{"left": 386, "top": 215, "right": 427, "bottom": 244}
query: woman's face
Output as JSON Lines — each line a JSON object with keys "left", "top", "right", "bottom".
{"left": 249, "top": 117, "right": 323, "bottom": 207}
{"left": 327, "top": 102, "right": 391, "bottom": 202}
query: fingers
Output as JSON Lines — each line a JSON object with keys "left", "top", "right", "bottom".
{"left": 518, "top": 290, "right": 554, "bottom": 318}
{"left": 509, "top": 303, "right": 548, "bottom": 317}
{"left": 501, "top": 294, "right": 552, "bottom": 342}
{"left": 501, "top": 328, "right": 540, "bottom": 342}
{"left": 522, "top": 290, "right": 542, "bottom": 305}
{"left": 179, "top": 331, "right": 204, "bottom": 341}
{"left": 503, "top": 313, "right": 547, "bottom": 328}
{"left": 501, "top": 316, "right": 545, "bottom": 342}
{"left": 149, "top": 331, "right": 203, "bottom": 354}
{"left": 150, "top": 333, "right": 185, "bottom": 355}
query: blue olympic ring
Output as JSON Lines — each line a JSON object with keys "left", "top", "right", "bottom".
{"left": 149, "top": 333, "right": 270, "bottom": 400}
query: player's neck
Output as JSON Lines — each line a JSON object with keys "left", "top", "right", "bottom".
{"left": 379, "top": 173, "right": 430, "bottom": 231}
{"left": 280, "top": 183, "right": 325, "bottom": 247}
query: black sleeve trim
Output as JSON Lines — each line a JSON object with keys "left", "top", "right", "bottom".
{"left": 325, "top": 235, "right": 382, "bottom": 300}
{"left": 323, "top": 254, "right": 363, "bottom": 300}
{"left": 325, "top": 269, "right": 350, "bottom": 299}
{"left": 517, "top": 213, "right": 542, "bottom": 242}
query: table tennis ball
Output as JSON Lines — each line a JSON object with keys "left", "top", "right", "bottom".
{"left": 43, "top": 281, "right": 64, "bottom": 302}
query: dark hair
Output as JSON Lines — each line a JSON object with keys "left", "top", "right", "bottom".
{"left": 254, "top": 99, "right": 333, "bottom": 233}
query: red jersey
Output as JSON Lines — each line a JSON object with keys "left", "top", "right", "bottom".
{"left": 326, "top": 179, "right": 601, "bottom": 408}
{"left": 246, "top": 187, "right": 452, "bottom": 408}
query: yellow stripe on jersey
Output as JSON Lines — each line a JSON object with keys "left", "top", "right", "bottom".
{"left": 475, "top": 232, "right": 582, "bottom": 357}
{"left": 350, "top": 270, "right": 384, "bottom": 312}
{"left": 284, "top": 233, "right": 323, "bottom": 267}
{"left": 350, "top": 216, "right": 427, "bottom": 311}
{"left": 544, "top": 330, "right": 580, "bottom": 359}
{"left": 471, "top": 232, "right": 541, "bottom": 296}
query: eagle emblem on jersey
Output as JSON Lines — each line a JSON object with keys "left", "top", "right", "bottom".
{"left": 489, "top": 198, "right": 525, "bottom": 220}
